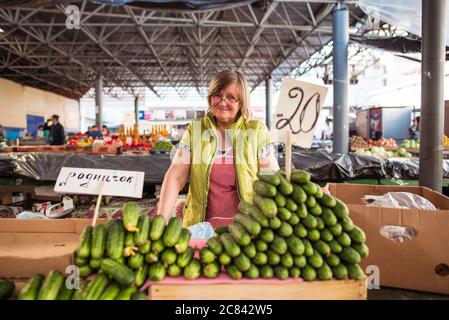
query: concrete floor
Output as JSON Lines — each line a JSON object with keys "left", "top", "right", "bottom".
{"left": 368, "top": 287, "right": 449, "bottom": 300}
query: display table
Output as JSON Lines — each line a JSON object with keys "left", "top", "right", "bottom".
{"left": 142, "top": 276, "right": 367, "bottom": 300}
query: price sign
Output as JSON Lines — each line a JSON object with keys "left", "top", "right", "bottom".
{"left": 272, "top": 78, "right": 328, "bottom": 148}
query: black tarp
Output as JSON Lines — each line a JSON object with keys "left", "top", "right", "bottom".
{"left": 2, "top": 150, "right": 449, "bottom": 184}
{"left": 0, "top": 152, "right": 172, "bottom": 184}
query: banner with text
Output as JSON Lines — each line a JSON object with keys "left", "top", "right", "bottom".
{"left": 54, "top": 167, "right": 145, "bottom": 198}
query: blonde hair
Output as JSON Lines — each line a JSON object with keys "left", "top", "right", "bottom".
{"left": 207, "top": 70, "right": 250, "bottom": 120}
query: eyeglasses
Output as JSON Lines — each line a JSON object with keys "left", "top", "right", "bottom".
{"left": 211, "top": 94, "right": 239, "bottom": 104}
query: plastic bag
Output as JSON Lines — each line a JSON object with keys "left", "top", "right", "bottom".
{"left": 187, "top": 222, "right": 216, "bottom": 239}
{"left": 367, "top": 192, "right": 437, "bottom": 210}
{"left": 380, "top": 225, "right": 417, "bottom": 244}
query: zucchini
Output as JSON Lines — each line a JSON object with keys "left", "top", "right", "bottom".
{"left": 76, "top": 226, "right": 92, "bottom": 259}
{"left": 206, "top": 236, "right": 223, "bottom": 256}
{"left": 228, "top": 223, "right": 251, "bottom": 246}
{"left": 145, "top": 252, "right": 159, "bottom": 264}
{"left": 257, "top": 171, "right": 281, "bottom": 186}
{"left": 78, "top": 265, "right": 93, "bottom": 278}
{"left": 131, "top": 291, "right": 148, "bottom": 300}
{"left": 183, "top": 259, "right": 201, "bottom": 280}
{"left": 100, "top": 258, "right": 135, "bottom": 287}
{"left": 163, "top": 217, "right": 182, "bottom": 247}
{"left": 161, "top": 248, "right": 178, "bottom": 266}
{"left": 37, "top": 270, "right": 65, "bottom": 300}
{"left": 200, "top": 248, "right": 216, "bottom": 264}
{"left": 18, "top": 274, "right": 45, "bottom": 300}
{"left": 150, "top": 215, "right": 166, "bottom": 241}
{"left": 177, "top": 247, "right": 195, "bottom": 268}
{"left": 0, "top": 280, "right": 15, "bottom": 300}
{"left": 134, "top": 215, "right": 151, "bottom": 246}
{"left": 233, "top": 214, "right": 261, "bottom": 237}
{"left": 116, "top": 286, "right": 137, "bottom": 300}
{"left": 56, "top": 284, "right": 74, "bottom": 300}
{"left": 139, "top": 241, "right": 151, "bottom": 254}
{"left": 238, "top": 201, "right": 269, "bottom": 227}
{"left": 91, "top": 224, "right": 107, "bottom": 259}
{"left": 253, "top": 194, "right": 278, "bottom": 218}
{"left": 106, "top": 220, "right": 125, "bottom": 260}
{"left": 83, "top": 274, "right": 109, "bottom": 300}
{"left": 174, "top": 229, "right": 191, "bottom": 254}
{"left": 128, "top": 252, "right": 144, "bottom": 269}
{"left": 149, "top": 262, "right": 166, "bottom": 281}
{"left": 99, "top": 282, "right": 120, "bottom": 300}
{"left": 122, "top": 202, "right": 140, "bottom": 232}
{"left": 275, "top": 170, "right": 294, "bottom": 195}
{"left": 220, "top": 233, "right": 241, "bottom": 258}
{"left": 253, "top": 180, "right": 277, "bottom": 197}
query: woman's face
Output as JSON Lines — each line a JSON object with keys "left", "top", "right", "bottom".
{"left": 210, "top": 83, "right": 240, "bottom": 126}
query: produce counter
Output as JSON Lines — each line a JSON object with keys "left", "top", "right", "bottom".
{"left": 142, "top": 276, "right": 367, "bottom": 300}
{"left": 2, "top": 149, "right": 449, "bottom": 185}
{"left": 0, "top": 152, "right": 171, "bottom": 184}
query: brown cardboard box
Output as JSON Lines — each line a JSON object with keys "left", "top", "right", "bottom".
{"left": 0, "top": 218, "right": 105, "bottom": 279}
{"left": 328, "top": 183, "right": 449, "bottom": 295}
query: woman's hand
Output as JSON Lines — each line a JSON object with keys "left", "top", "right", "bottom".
{"left": 258, "top": 152, "right": 280, "bottom": 172}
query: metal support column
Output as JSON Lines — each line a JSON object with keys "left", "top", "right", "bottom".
{"left": 332, "top": 3, "right": 349, "bottom": 154}
{"left": 95, "top": 75, "right": 103, "bottom": 128}
{"left": 265, "top": 76, "right": 272, "bottom": 129}
{"left": 419, "top": 0, "right": 446, "bottom": 192}
{"left": 134, "top": 95, "right": 139, "bottom": 129}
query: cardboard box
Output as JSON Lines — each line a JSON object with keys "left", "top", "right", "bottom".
{"left": 0, "top": 218, "right": 105, "bottom": 279}
{"left": 328, "top": 183, "right": 449, "bottom": 295}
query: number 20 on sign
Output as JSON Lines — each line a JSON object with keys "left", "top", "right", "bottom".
{"left": 271, "top": 78, "right": 328, "bottom": 148}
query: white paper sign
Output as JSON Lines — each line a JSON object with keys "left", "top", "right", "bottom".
{"left": 54, "top": 167, "right": 145, "bottom": 198}
{"left": 272, "top": 78, "right": 328, "bottom": 148}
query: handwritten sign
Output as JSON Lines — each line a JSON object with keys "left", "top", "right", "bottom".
{"left": 54, "top": 167, "right": 145, "bottom": 198}
{"left": 272, "top": 78, "right": 328, "bottom": 148}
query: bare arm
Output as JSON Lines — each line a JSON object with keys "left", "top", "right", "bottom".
{"left": 158, "top": 148, "right": 190, "bottom": 222}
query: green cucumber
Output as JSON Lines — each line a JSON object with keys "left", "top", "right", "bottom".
{"left": 76, "top": 226, "right": 92, "bottom": 259}
{"left": 18, "top": 274, "right": 45, "bottom": 300}
{"left": 37, "top": 270, "right": 65, "bottom": 300}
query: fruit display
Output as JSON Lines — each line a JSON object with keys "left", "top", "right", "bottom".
{"left": 400, "top": 139, "right": 420, "bottom": 150}
{"left": 13, "top": 169, "right": 369, "bottom": 300}
{"left": 350, "top": 136, "right": 397, "bottom": 150}
{"left": 367, "top": 137, "right": 397, "bottom": 148}
{"left": 354, "top": 146, "right": 413, "bottom": 158}
{"left": 349, "top": 136, "right": 369, "bottom": 149}
{"left": 152, "top": 140, "right": 174, "bottom": 152}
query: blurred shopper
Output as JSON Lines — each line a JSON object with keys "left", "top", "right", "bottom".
{"left": 36, "top": 125, "right": 45, "bottom": 138}
{"left": 409, "top": 116, "right": 420, "bottom": 140}
{"left": 49, "top": 114, "right": 65, "bottom": 145}
{"left": 102, "top": 125, "right": 110, "bottom": 136}
{"left": 89, "top": 125, "right": 103, "bottom": 139}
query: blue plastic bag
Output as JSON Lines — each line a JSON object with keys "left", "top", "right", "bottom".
{"left": 187, "top": 222, "right": 215, "bottom": 239}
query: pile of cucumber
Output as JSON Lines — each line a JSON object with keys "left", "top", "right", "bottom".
{"left": 204, "top": 169, "right": 369, "bottom": 281}
{"left": 13, "top": 168, "right": 369, "bottom": 299}
{"left": 16, "top": 202, "right": 195, "bottom": 300}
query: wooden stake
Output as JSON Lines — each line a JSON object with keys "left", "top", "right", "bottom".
{"left": 285, "top": 130, "right": 292, "bottom": 182}
{"left": 92, "top": 182, "right": 106, "bottom": 227}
